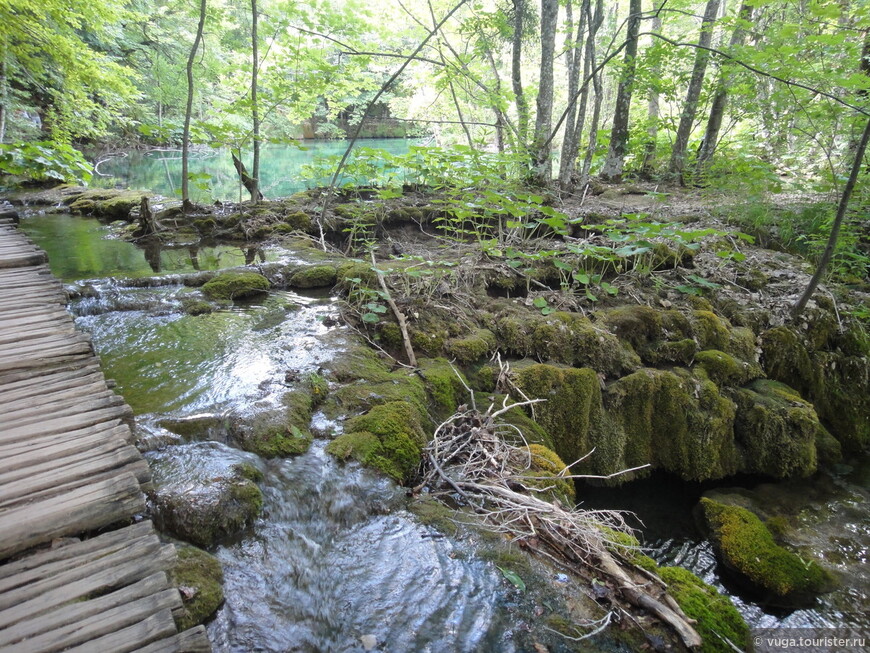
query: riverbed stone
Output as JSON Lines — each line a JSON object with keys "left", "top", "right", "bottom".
{"left": 289, "top": 264, "right": 337, "bottom": 289}
{"left": 201, "top": 271, "right": 270, "bottom": 300}
{"left": 170, "top": 544, "right": 225, "bottom": 631}
{"left": 697, "top": 497, "right": 837, "bottom": 607}
{"left": 67, "top": 188, "right": 147, "bottom": 220}
{"left": 148, "top": 442, "right": 264, "bottom": 547}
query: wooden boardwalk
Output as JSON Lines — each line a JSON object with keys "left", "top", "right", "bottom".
{"left": 0, "top": 216, "right": 212, "bottom": 652}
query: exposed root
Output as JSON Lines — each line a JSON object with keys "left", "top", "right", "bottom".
{"left": 417, "top": 400, "right": 701, "bottom": 649}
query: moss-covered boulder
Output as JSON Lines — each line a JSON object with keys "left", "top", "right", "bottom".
{"left": 326, "top": 401, "right": 426, "bottom": 482}
{"left": 444, "top": 329, "right": 496, "bottom": 364}
{"left": 170, "top": 544, "right": 225, "bottom": 631}
{"left": 418, "top": 357, "right": 470, "bottom": 417}
{"left": 148, "top": 442, "right": 264, "bottom": 547}
{"left": 179, "top": 296, "right": 215, "bottom": 316}
{"left": 289, "top": 264, "right": 337, "bottom": 289}
{"left": 604, "top": 368, "right": 739, "bottom": 482}
{"left": 657, "top": 566, "right": 749, "bottom": 653}
{"left": 697, "top": 498, "right": 837, "bottom": 606}
{"left": 512, "top": 363, "right": 605, "bottom": 469}
{"left": 233, "top": 388, "right": 318, "bottom": 457}
{"left": 491, "top": 310, "right": 640, "bottom": 378}
{"left": 68, "top": 188, "right": 146, "bottom": 220}
{"left": 761, "top": 325, "right": 870, "bottom": 452}
{"left": 201, "top": 271, "right": 270, "bottom": 300}
{"left": 732, "top": 380, "right": 822, "bottom": 478}
{"left": 695, "top": 349, "right": 762, "bottom": 387}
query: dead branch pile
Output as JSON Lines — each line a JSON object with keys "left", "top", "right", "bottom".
{"left": 417, "top": 399, "right": 702, "bottom": 649}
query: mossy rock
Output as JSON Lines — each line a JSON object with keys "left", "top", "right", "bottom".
{"left": 513, "top": 363, "right": 605, "bottom": 469}
{"left": 697, "top": 498, "right": 837, "bottom": 606}
{"left": 657, "top": 566, "right": 749, "bottom": 653}
{"left": 201, "top": 271, "right": 270, "bottom": 300}
{"left": 326, "top": 401, "right": 426, "bottom": 482}
{"left": 691, "top": 311, "right": 731, "bottom": 351}
{"left": 761, "top": 326, "right": 869, "bottom": 452}
{"left": 335, "top": 260, "right": 378, "bottom": 288}
{"left": 179, "top": 297, "right": 214, "bottom": 316}
{"left": 282, "top": 210, "right": 313, "bottom": 231}
{"left": 444, "top": 329, "right": 496, "bottom": 364}
{"left": 695, "top": 349, "right": 761, "bottom": 387}
{"left": 289, "top": 264, "right": 337, "bottom": 289}
{"left": 597, "top": 305, "right": 663, "bottom": 349}
{"left": 170, "top": 544, "right": 225, "bottom": 631}
{"left": 321, "top": 342, "right": 395, "bottom": 384}
{"left": 409, "top": 496, "right": 459, "bottom": 536}
{"left": 732, "top": 380, "right": 822, "bottom": 478}
{"left": 493, "top": 311, "right": 640, "bottom": 378}
{"left": 604, "top": 368, "right": 739, "bottom": 482}
{"left": 68, "top": 189, "right": 145, "bottom": 220}
{"left": 239, "top": 423, "right": 312, "bottom": 458}
{"left": 323, "top": 371, "right": 428, "bottom": 422}
{"left": 418, "top": 357, "right": 470, "bottom": 418}
{"left": 523, "top": 443, "right": 576, "bottom": 505}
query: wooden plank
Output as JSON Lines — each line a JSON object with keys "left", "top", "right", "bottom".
{"left": 59, "top": 609, "right": 178, "bottom": 653}
{"left": 0, "top": 424, "right": 130, "bottom": 468}
{"left": 131, "top": 626, "right": 212, "bottom": 653}
{"left": 0, "top": 389, "right": 126, "bottom": 429}
{"left": 0, "top": 358, "right": 98, "bottom": 387}
{"left": 0, "top": 459, "right": 151, "bottom": 511}
{"left": 0, "top": 368, "right": 105, "bottom": 404}
{"left": 0, "top": 406, "right": 135, "bottom": 445}
{"left": 0, "top": 472, "right": 145, "bottom": 559}
{"left": 0, "top": 380, "right": 113, "bottom": 420}
{"left": 0, "top": 537, "right": 173, "bottom": 619}
{"left": 0, "top": 572, "right": 170, "bottom": 649}
{"left": 0, "top": 589, "right": 181, "bottom": 653}
{"left": 0, "top": 521, "right": 155, "bottom": 584}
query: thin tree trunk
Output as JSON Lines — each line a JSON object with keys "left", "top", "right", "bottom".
{"left": 233, "top": 150, "right": 263, "bottom": 201}
{"left": 512, "top": 0, "right": 531, "bottom": 145}
{"left": 250, "top": 0, "right": 261, "bottom": 201}
{"left": 0, "top": 38, "right": 8, "bottom": 144}
{"left": 793, "top": 116, "right": 870, "bottom": 317}
{"left": 182, "top": 0, "right": 207, "bottom": 212}
{"left": 558, "top": 0, "right": 589, "bottom": 188}
{"left": 694, "top": 2, "right": 753, "bottom": 180}
{"left": 581, "top": 0, "right": 605, "bottom": 182}
{"left": 640, "top": 13, "right": 662, "bottom": 176}
{"left": 668, "top": 0, "right": 721, "bottom": 181}
{"left": 600, "top": 0, "right": 642, "bottom": 181}
{"left": 533, "top": 0, "right": 559, "bottom": 183}
{"left": 429, "top": 1, "right": 473, "bottom": 148}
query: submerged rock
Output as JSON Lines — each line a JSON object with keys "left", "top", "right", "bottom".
{"left": 696, "top": 497, "right": 837, "bottom": 607}
{"left": 201, "top": 271, "right": 270, "bottom": 300}
{"left": 148, "top": 442, "right": 264, "bottom": 547}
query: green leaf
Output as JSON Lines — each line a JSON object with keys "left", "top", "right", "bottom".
{"left": 361, "top": 312, "right": 381, "bottom": 324}
{"left": 533, "top": 297, "right": 548, "bottom": 309}
{"left": 497, "top": 567, "right": 526, "bottom": 592}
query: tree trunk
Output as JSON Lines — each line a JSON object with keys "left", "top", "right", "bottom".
{"left": 182, "top": 0, "right": 207, "bottom": 212}
{"left": 533, "top": 0, "right": 559, "bottom": 183}
{"left": 0, "top": 38, "right": 8, "bottom": 144}
{"left": 558, "top": 0, "right": 590, "bottom": 188}
{"left": 600, "top": 0, "right": 642, "bottom": 181}
{"left": 250, "top": 0, "right": 261, "bottom": 201}
{"left": 233, "top": 151, "right": 263, "bottom": 201}
{"left": 793, "top": 116, "right": 870, "bottom": 317}
{"left": 581, "top": 0, "right": 605, "bottom": 182}
{"left": 694, "top": 2, "right": 753, "bottom": 181}
{"left": 429, "top": 1, "right": 474, "bottom": 148}
{"left": 668, "top": 0, "right": 721, "bottom": 181}
{"left": 640, "top": 13, "right": 662, "bottom": 176}
{"left": 511, "top": 0, "right": 531, "bottom": 145}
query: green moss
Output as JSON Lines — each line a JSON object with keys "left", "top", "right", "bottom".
{"left": 698, "top": 498, "right": 837, "bottom": 606}
{"left": 229, "top": 480, "right": 264, "bottom": 516}
{"left": 691, "top": 311, "right": 732, "bottom": 351}
{"left": 646, "top": 338, "right": 698, "bottom": 366}
{"left": 304, "top": 372, "right": 329, "bottom": 407}
{"left": 409, "top": 496, "right": 459, "bottom": 536}
{"left": 68, "top": 189, "right": 144, "bottom": 220}
{"left": 328, "top": 401, "right": 426, "bottom": 482}
{"left": 495, "top": 311, "right": 640, "bottom": 378}
{"left": 193, "top": 218, "right": 217, "bottom": 234}
{"left": 695, "top": 349, "right": 760, "bottom": 386}
{"left": 445, "top": 329, "right": 496, "bottom": 364}
{"left": 418, "top": 358, "right": 469, "bottom": 417}
{"left": 513, "top": 364, "right": 605, "bottom": 469}
{"left": 239, "top": 422, "right": 312, "bottom": 458}
{"left": 597, "top": 305, "right": 663, "bottom": 349}
{"left": 322, "top": 343, "right": 395, "bottom": 384}
{"left": 604, "top": 368, "right": 739, "bottom": 482}
{"left": 324, "top": 371, "right": 428, "bottom": 421}
{"left": 410, "top": 328, "right": 446, "bottom": 357}
{"left": 231, "top": 462, "right": 264, "bottom": 483}
{"left": 201, "top": 271, "right": 270, "bottom": 300}
{"left": 376, "top": 322, "right": 403, "bottom": 349}
{"left": 282, "top": 210, "right": 313, "bottom": 231}
{"left": 732, "top": 380, "right": 820, "bottom": 478}
{"left": 179, "top": 297, "right": 214, "bottom": 316}
{"left": 170, "top": 545, "right": 225, "bottom": 631}
{"left": 336, "top": 260, "right": 378, "bottom": 288}
{"left": 657, "top": 566, "right": 749, "bottom": 653}
{"left": 289, "top": 264, "right": 338, "bottom": 289}
{"left": 523, "top": 443, "right": 576, "bottom": 505}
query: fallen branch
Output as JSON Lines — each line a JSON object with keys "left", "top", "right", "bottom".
{"left": 371, "top": 249, "right": 417, "bottom": 367}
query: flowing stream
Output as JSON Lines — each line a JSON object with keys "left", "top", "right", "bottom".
{"left": 18, "top": 207, "right": 869, "bottom": 650}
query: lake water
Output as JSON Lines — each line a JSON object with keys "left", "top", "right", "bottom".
{"left": 93, "top": 139, "right": 420, "bottom": 203}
